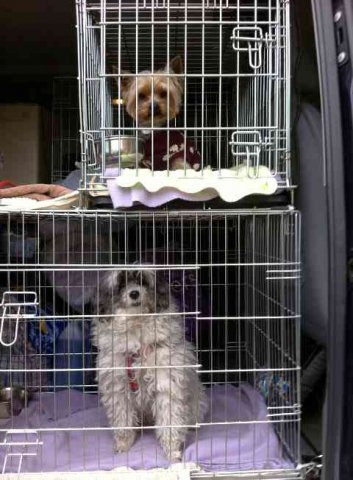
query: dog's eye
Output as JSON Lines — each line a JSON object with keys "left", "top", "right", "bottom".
{"left": 159, "top": 90, "right": 167, "bottom": 99}
{"left": 138, "top": 92, "right": 146, "bottom": 101}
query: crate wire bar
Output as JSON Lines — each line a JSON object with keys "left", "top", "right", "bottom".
{"left": 0, "top": 210, "right": 300, "bottom": 477}
{"left": 51, "top": 77, "right": 81, "bottom": 183}
{"left": 76, "top": 0, "right": 291, "bottom": 191}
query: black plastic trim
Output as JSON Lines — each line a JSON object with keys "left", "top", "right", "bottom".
{"left": 334, "top": 0, "right": 353, "bottom": 478}
{"left": 311, "top": 0, "right": 347, "bottom": 478}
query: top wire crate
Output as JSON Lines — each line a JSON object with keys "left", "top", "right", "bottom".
{"left": 76, "top": 0, "right": 291, "bottom": 196}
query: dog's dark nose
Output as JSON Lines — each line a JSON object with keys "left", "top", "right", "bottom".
{"left": 129, "top": 290, "right": 140, "bottom": 300}
{"left": 150, "top": 102, "right": 161, "bottom": 116}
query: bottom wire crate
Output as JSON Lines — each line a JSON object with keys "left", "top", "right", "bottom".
{"left": 0, "top": 210, "right": 301, "bottom": 478}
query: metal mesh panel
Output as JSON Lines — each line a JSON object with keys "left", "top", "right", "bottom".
{"left": 51, "top": 78, "right": 80, "bottom": 183}
{"left": 0, "top": 210, "right": 300, "bottom": 477}
{"left": 76, "top": 0, "right": 291, "bottom": 191}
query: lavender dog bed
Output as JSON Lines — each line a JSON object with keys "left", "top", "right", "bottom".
{"left": 0, "top": 384, "right": 292, "bottom": 474}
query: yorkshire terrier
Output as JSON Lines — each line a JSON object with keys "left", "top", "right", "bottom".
{"left": 92, "top": 269, "right": 208, "bottom": 461}
{"left": 114, "top": 57, "right": 201, "bottom": 171}
{"left": 119, "top": 56, "right": 183, "bottom": 128}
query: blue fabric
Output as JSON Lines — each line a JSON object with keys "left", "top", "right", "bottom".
{"left": 27, "top": 304, "right": 67, "bottom": 354}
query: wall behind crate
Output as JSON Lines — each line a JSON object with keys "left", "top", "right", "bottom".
{"left": 0, "top": 1, "right": 77, "bottom": 187}
{"left": 0, "top": 104, "right": 51, "bottom": 185}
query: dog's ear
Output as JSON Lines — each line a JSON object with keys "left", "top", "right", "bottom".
{"left": 97, "top": 270, "right": 124, "bottom": 298}
{"left": 112, "top": 65, "right": 133, "bottom": 100}
{"left": 154, "top": 272, "right": 170, "bottom": 311}
{"left": 168, "top": 56, "right": 184, "bottom": 93}
{"left": 93, "top": 270, "right": 124, "bottom": 315}
{"left": 169, "top": 56, "right": 183, "bottom": 75}
{"left": 140, "top": 270, "right": 155, "bottom": 289}
{"left": 116, "top": 270, "right": 128, "bottom": 291}
{"left": 92, "top": 270, "right": 113, "bottom": 314}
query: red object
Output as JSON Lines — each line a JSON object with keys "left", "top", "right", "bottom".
{"left": 0, "top": 180, "right": 16, "bottom": 189}
{"left": 142, "top": 131, "right": 201, "bottom": 171}
{"left": 127, "top": 353, "right": 139, "bottom": 392}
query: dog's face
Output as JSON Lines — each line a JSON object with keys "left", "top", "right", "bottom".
{"left": 117, "top": 57, "right": 184, "bottom": 127}
{"left": 102, "top": 270, "right": 169, "bottom": 313}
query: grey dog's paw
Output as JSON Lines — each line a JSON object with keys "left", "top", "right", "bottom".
{"left": 114, "top": 430, "right": 136, "bottom": 453}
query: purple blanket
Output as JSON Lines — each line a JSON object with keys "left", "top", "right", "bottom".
{"left": 0, "top": 385, "right": 292, "bottom": 473}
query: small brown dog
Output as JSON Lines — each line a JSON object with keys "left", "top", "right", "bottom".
{"left": 117, "top": 56, "right": 183, "bottom": 128}
{"left": 113, "top": 57, "right": 201, "bottom": 171}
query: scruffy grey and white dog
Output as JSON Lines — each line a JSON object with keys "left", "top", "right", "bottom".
{"left": 92, "top": 269, "right": 208, "bottom": 461}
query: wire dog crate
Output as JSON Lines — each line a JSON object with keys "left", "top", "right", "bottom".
{"left": 0, "top": 209, "right": 301, "bottom": 478}
{"left": 76, "top": 0, "right": 291, "bottom": 195}
{"left": 51, "top": 77, "right": 81, "bottom": 183}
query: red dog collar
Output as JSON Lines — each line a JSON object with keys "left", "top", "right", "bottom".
{"left": 126, "top": 353, "right": 139, "bottom": 392}
{"left": 126, "top": 345, "right": 153, "bottom": 393}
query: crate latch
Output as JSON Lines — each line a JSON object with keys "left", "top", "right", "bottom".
{"left": 231, "top": 26, "right": 272, "bottom": 69}
{"left": 229, "top": 130, "right": 263, "bottom": 177}
{"left": 1, "top": 429, "right": 42, "bottom": 474}
{"left": 0, "top": 291, "right": 38, "bottom": 347}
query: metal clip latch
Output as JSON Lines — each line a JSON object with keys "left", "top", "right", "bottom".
{"left": 230, "top": 130, "right": 263, "bottom": 177}
{"left": 231, "top": 26, "right": 270, "bottom": 69}
{"left": 0, "top": 291, "right": 38, "bottom": 347}
{"left": 1, "top": 430, "right": 42, "bottom": 474}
